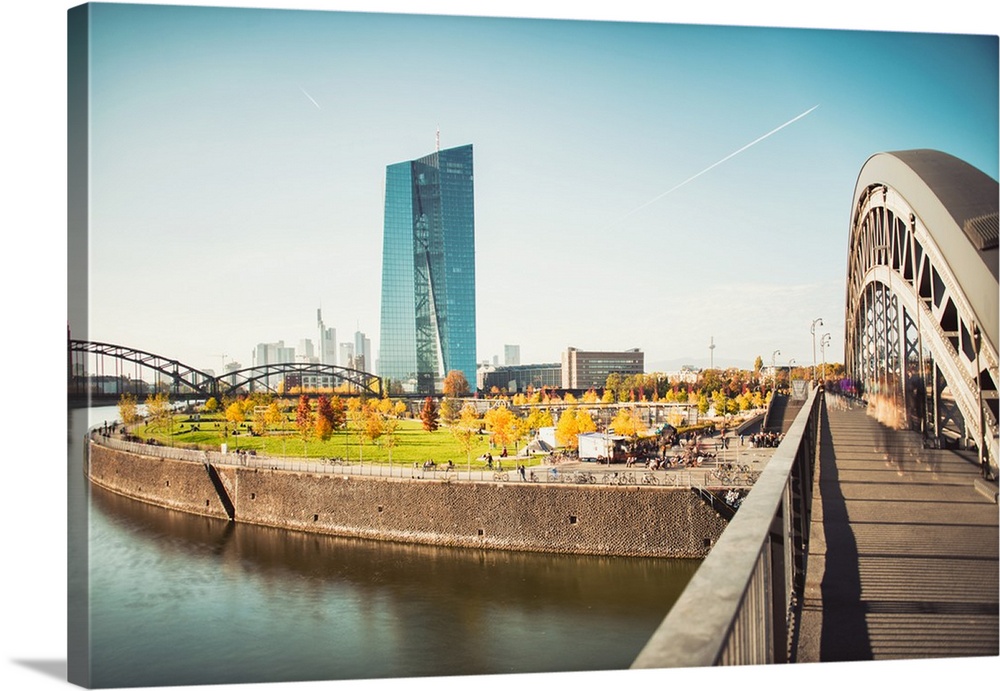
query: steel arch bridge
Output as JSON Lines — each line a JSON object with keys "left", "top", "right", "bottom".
{"left": 68, "top": 340, "right": 383, "bottom": 399}
{"left": 845, "top": 149, "right": 998, "bottom": 476}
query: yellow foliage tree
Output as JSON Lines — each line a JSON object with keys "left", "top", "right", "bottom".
{"left": 484, "top": 405, "right": 522, "bottom": 452}
{"left": 610, "top": 407, "right": 642, "bottom": 438}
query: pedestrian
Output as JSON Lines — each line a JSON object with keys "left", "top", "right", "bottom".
{"left": 518, "top": 464, "right": 526, "bottom": 481}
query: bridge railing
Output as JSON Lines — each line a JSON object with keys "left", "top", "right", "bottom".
{"left": 631, "top": 387, "right": 821, "bottom": 668}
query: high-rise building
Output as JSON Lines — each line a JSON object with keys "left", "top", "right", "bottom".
{"left": 317, "top": 309, "right": 337, "bottom": 366}
{"left": 297, "top": 338, "right": 316, "bottom": 363}
{"left": 354, "top": 330, "right": 372, "bottom": 373}
{"left": 339, "top": 342, "right": 355, "bottom": 369}
{"left": 378, "top": 143, "right": 476, "bottom": 394}
{"left": 504, "top": 344, "right": 521, "bottom": 366}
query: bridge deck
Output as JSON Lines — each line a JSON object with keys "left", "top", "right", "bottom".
{"left": 795, "top": 396, "right": 999, "bottom": 662}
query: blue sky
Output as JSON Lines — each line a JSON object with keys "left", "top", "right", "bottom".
{"left": 69, "top": 3, "right": 1000, "bottom": 376}
{"left": 57, "top": 2, "right": 1000, "bottom": 376}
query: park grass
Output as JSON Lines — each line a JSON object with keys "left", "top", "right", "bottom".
{"left": 141, "top": 415, "right": 540, "bottom": 469}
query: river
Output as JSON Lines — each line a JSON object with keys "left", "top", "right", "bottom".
{"left": 69, "top": 406, "right": 699, "bottom": 687}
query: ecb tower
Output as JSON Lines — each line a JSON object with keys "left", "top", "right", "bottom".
{"left": 378, "top": 144, "right": 476, "bottom": 395}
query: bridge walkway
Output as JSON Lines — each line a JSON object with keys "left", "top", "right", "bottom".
{"left": 795, "top": 396, "right": 999, "bottom": 662}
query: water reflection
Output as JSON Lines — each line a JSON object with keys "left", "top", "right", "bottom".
{"left": 75, "top": 408, "right": 700, "bottom": 687}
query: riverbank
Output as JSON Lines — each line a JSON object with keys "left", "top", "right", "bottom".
{"left": 86, "top": 435, "right": 731, "bottom": 558}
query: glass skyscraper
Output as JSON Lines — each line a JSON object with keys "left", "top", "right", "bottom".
{"left": 379, "top": 144, "right": 476, "bottom": 395}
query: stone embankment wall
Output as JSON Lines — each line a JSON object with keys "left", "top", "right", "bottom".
{"left": 87, "top": 442, "right": 728, "bottom": 558}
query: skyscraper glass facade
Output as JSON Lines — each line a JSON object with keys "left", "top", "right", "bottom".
{"left": 379, "top": 144, "right": 476, "bottom": 394}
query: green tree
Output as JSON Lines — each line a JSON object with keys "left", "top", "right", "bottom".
{"left": 439, "top": 397, "right": 460, "bottom": 425}
{"left": 605, "top": 373, "right": 622, "bottom": 402}
{"left": 696, "top": 393, "right": 710, "bottom": 416}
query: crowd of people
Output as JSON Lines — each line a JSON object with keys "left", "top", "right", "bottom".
{"left": 746, "top": 431, "right": 784, "bottom": 448}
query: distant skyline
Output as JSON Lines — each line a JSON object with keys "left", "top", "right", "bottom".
{"left": 66, "top": 1, "right": 999, "bottom": 378}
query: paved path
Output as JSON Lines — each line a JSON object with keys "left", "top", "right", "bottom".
{"left": 795, "top": 397, "right": 999, "bottom": 662}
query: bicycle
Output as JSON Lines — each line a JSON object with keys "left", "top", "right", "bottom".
{"left": 640, "top": 473, "right": 659, "bottom": 485}
{"left": 492, "top": 471, "right": 509, "bottom": 482}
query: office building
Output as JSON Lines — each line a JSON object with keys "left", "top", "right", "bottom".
{"left": 504, "top": 345, "right": 521, "bottom": 366}
{"left": 479, "top": 363, "right": 562, "bottom": 393}
{"left": 317, "top": 309, "right": 337, "bottom": 366}
{"left": 561, "top": 347, "right": 644, "bottom": 390}
{"left": 354, "top": 330, "right": 372, "bottom": 373}
{"left": 378, "top": 143, "right": 476, "bottom": 394}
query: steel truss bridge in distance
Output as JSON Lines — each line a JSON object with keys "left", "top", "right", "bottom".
{"left": 68, "top": 340, "right": 383, "bottom": 403}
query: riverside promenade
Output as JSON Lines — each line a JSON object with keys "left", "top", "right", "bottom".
{"left": 795, "top": 396, "right": 999, "bottom": 662}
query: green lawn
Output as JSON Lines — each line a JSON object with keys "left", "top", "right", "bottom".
{"left": 140, "top": 415, "right": 538, "bottom": 468}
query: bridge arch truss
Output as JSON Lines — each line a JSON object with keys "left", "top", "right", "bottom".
{"left": 845, "top": 150, "right": 998, "bottom": 475}
{"left": 69, "top": 340, "right": 383, "bottom": 400}
{"left": 216, "top": 362, "right": 382, "bottom": 398}
{"left": 69, "top": 340, "right": 217, "bottom": 398}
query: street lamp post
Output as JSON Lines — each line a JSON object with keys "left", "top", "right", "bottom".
{"left": 788, "top": 358, "right": 796, "bottom": 391}
{"left": 811, "top": 318, "right": 823, "bottom": 384}
{"left": 771, "top": 350, "right": 781, "bottom": 394}
{"left": 820, "top": 333, "right": 831, "bottom": 384}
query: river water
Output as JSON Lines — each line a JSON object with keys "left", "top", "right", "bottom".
{"left": 69, "top": 406, "right": 699, "bottom": 688}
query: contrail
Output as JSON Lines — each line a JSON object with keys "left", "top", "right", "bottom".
{"left": 608, "top": 104, "right": 819, "bottom": 228}
{"left": 300, "top": 87, "right": 321, "bottom": 110}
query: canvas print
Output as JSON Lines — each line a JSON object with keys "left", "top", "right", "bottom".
{"left": 66, "top": 2, "right": 998, "bottom": 689}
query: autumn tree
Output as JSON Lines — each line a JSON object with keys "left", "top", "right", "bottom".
{"left": 265, "top": 401, "right": 283, "bottom": 434}
{"left": 484, "top": 404, "right": 522, "bottom": 453}
{"left": 555, "top": 407, "right": 595, "bottom": 449}
{"left": 346, "top": 397, "right": 364, "bottom": 460}
{"left": 610, "top": 407, "right": 643, "bottom": 438}
{"left": 361, "top": 403, "right": 384, "bottom": 454}
{"left": 295, "top": 395, "right": 314, "bottom": 455}
{"left": 145, "top": 391, "right": 172, "bottom": 433}
{"left": 442, "top": 369, "right": 470, "bottom": 397}
{"left": 329, "top": 396, "right": 347, "bottom": 431}
{"left": 420, "top": 397, "right": 439, "bottom": 432}
{"left": 118, "top": 392, "right": 139, "bottom": 427}
{"left": 523, "top": 407, "right": 554, "bottom": 434}
{"left": 315, "top": 394, "right": 335, "bottom": 441}
{"left": 203, "top": 396, "right": 219, "bottom": 414}
{"left": 439, "top": 396, "right": 460, "bottom": 425}
{"left": 225, "top": 400, "right": 245, "bottom": 448}
{"left": 378, "top": 400, "right": 404, "bottom": 467}
{"left": 253, "top": 405, "right": 269, "bottom": 438}
{"left": 452, "top": 403, "right": 482, "bottom": 471}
